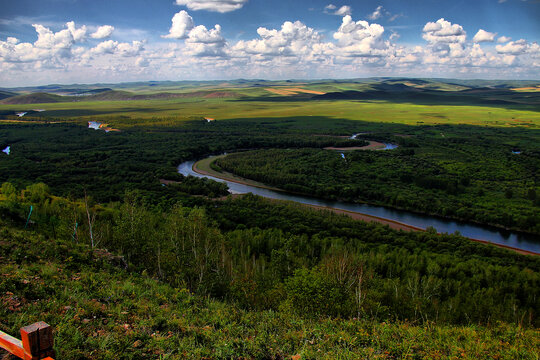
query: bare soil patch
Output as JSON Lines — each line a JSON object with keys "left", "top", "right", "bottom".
{"left": 265, "top": 88, "right": 326, "bottom": 96}
{"left": 511, "top": 86, "right": 540, "bottom": 92}
{"left": 283, "top": 88, "right": 326, "bottom": 95}
{"left": 265, "top": 88, "right": 297, "bottom": 96}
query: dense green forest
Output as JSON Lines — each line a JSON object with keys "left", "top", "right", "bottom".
{"left": 0, "top": 118, "right": 360, "bottom": 202}
{"left": 216, "top": 125, "right": 540, "bottom": 234}
{"left": 2, "top": 118, "right": 539, "bottom": 235}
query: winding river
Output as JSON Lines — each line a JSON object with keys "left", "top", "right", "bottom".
{"left": 178, "top": 157, "right": 540, "bottom": 254}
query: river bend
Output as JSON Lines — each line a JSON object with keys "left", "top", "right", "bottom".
{"left": 178, "top": 158, "right": 540, "bottom": 254}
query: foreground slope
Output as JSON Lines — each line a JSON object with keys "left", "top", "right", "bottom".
{"left": 1, "top": 218, "right": 539, "bottom": 359}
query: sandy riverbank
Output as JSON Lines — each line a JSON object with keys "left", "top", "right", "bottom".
{"left": 193, "top": 156, "right": 284, "bottom": 192}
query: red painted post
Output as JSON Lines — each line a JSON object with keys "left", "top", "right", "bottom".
{"left": 0, "top": 322, "right": 54, "bottom": 360}
{"left": 20, "top": 322, "right": 55, "bottom": 360}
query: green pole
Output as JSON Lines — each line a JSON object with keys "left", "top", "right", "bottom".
{"left": 24, "top": 205, "right": 33, "bottom": 229}
{"left": 72, "top": 222, "right": 78, "bottom": 242}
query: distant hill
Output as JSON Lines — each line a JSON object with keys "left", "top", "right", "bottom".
{"left": 59, "top": 88, "right": 113, "bottom": 96}
{"left": 85, "top": 90, "right": 240, "bottom": 101}
{"left": 0, "top": 90, "right": 17, "bottom": 100}
{"left": 2, "top": 78, "right": 539, "bottom": 94}
{"left": 0, "top": 89, "right": 241, "bottom": 104}
{"left": 0, "top": 92, "right": 64, "bottom": 104}
{"left": 312, "top": 81, "right": 540, "bottom": 107}
{"left": 1, "top": 78, "right": 538, "bottom": 106}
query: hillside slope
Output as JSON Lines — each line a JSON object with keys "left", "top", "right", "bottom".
{"left": 0, "top": 90, "right": 241, "bottom": 104}
{"left": 0, "top": 92, "right": 64, "bottom": 104}
{"left": 0, "top": 91, "right": 17, "bottom": 100}
{"left": 1, "top": 220, "right": 538, "bottom": 359}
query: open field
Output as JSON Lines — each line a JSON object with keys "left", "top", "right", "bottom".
{"left": 0, "top": 78, "right": 538, "bottom": 130}
{"left": 0, "top": 98, "right": 539, "bottom": 130}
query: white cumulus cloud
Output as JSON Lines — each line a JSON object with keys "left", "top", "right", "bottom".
{"left": 136, "top": 57, "right": 149, "bottom": 67}
{"left": 33, "top": 22, "right": 87, "bottom": 50}
{"left": 422, "top": 18, "right": 466, "bottom": 44}
{"left": 91, "top": 40, "right": 118, "bottom": 54}
{"left": 496, "top": 39, "right": 528, "bottom": 55}
{"left": 473, "top": 29, "right": 496, "bottom": 43}
{"left": 90, "top": 40, "right": 144, "bottom": 56}
{"left": 1, "top": 13, "right": 539, "bottom": 86}
{"left": 324, "top": 4, "right": 351, "bottom": 16}
{"left": 234, "top": 20, "right": 321, "bottom": 58}
{"left": 174, "top": 0, "right": 248, "bottom": 13}
{"left": 161, "top": 10, "right": 227, "bottom": 57}
{"left": 187, "top": 24, "right": 225, "bottom": 44}
{"left": 0, "top": 22, "right": 88, "bottom": 63}
{"left": 333, "top": 15, "right": 389, "bottom": 57}
{"left": 186, "top": 24, "right": 227, "bottom": 57}
{"left": 117, "top": 41, "right": 144, "bottom": 57}
{"left": 163, "top": 10, "right": 194, "bottom": 39}
{"left": 66, "top": 21, "right": 87, "bottom": 42}
{"left": 91, "top": 25, "right": 114, "bottom": 39}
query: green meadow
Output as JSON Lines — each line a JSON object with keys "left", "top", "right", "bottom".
{"left": 2, "top": 97, "right": 539, "bottom": 129}
{"left": 1, "top": 79, "right": 539, "bottom": 129}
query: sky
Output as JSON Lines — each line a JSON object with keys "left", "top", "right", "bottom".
{"left": 0, "top": 0, "right": 539, "bottom": 86}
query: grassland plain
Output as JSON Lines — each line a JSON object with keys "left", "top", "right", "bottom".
{"left": 1, "top": 99, "right": 538, "bottom": 127}
{"left": 1, "top": 80, "right": 539, "bottom": 129}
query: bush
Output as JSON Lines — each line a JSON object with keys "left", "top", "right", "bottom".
{"left": 283, "top": 267, "right": 352, "bottom": 318}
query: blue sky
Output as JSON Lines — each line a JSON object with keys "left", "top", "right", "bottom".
{"left": 0, "top": 0, "right": 538, "bottom": 86}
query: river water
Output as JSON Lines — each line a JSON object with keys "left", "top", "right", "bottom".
{"left": 178, "top": 158, "right": 540, "bottom": 253}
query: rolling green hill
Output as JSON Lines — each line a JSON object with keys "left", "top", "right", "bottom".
{"left": 0, "top": 90, "right": 17, "bottom": 101}
{"left": 0, "top": 89, "right": 241, "bottom": 105}
{"left": 0, "top": 92, "right": 65, "bottom": 105}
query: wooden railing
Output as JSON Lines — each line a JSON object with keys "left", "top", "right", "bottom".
{"left": 0, "top": 322, "right": 54, "bottom": 360}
